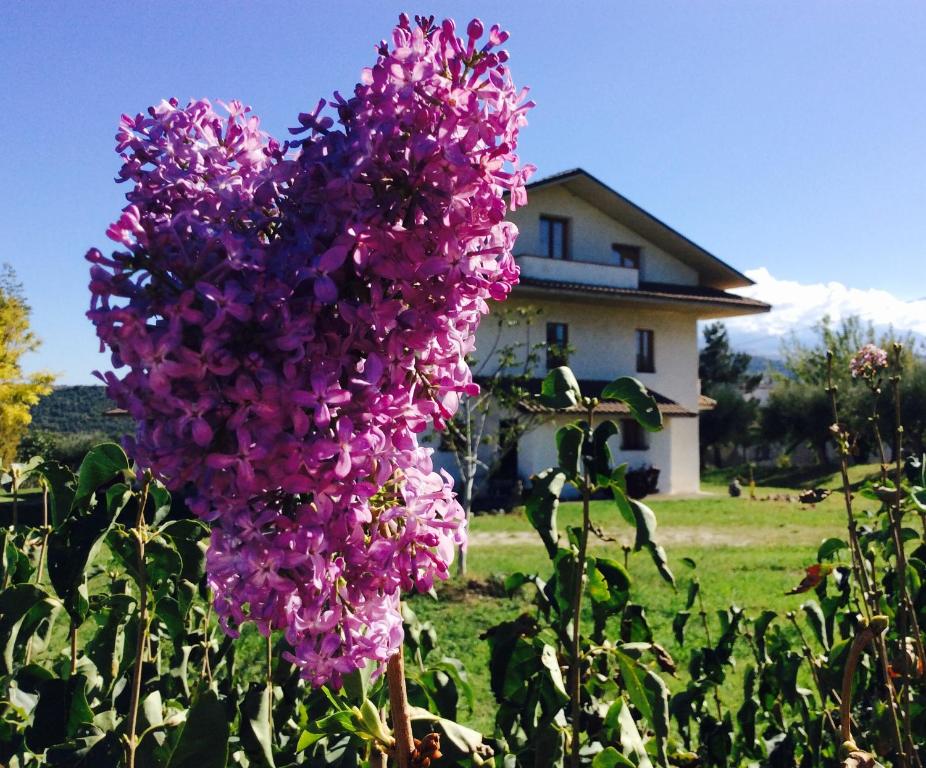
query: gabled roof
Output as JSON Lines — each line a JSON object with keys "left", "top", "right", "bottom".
{"left": 517, "top": 276, "right": 770, "bottom": 315}
{"left": 524, "top": 168, "right": 753, "bottom": 291}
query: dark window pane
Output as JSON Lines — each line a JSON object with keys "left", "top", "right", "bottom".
{"left": 540, "top": 216, "right": 568, "bottom": 260}
{"left": 546, "top": 322, "right": 569, "bottom": 369}
{"left": 636, "top": 329, "right": 654, "bottom": 373}
{"left": 552, "top": 220, "right": 564, "bottom": 259}
{"left": 612, "top": 243, "right": 641, "bottom": 269}
{"left": 621, "top": 418, "right": 649, "bottom": 450}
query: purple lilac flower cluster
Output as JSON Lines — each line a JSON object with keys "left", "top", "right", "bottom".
{"left": 850, "top": 344, "right": 889, "bottom": 380}
{"left": 87, "top": 14, "right": 533, "bottom": 686}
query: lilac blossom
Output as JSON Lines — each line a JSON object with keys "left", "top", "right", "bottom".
{"left": 86, "top": 14, "right": 533, "bottom": 686}
{"left": 850, "top": 344, "right": 889, "bottom": 380}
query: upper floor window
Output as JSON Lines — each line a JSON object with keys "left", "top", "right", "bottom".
{"left": 540, "top": 215, "right": 569, "bottom": 260}
{"left": 612, "top": 243, "right": 641, "bottom": 269}
{"left": 620, "top": 418, "right": 649, "bottom": 451}
{"left": 636, "top": 329, "right": 655, "bottom": 373}
{"left": 546, "top": 322, "right": 569, "bottom": 369}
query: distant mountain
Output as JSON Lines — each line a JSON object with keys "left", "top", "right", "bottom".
{"left": 746, "top": 355, "right": 788, "bottom": 376}
{"left": 31, "top": 385, "right": 132, "bottom": 435}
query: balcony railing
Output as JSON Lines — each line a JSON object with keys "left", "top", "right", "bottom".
{"left": 515, "top": 254, "right": 639, "bottom": 289}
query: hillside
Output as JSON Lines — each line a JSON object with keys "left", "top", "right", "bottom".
{"left": 31, "top": 385, "right": 133, "bottom": 435}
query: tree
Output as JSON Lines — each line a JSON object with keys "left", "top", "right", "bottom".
{"left": 699, "top": 322, "right": 762, "bottom": 392}
{"left": 773, "top": 315, "right": 920, "bottom": 462}
{"left": 699, "top": 384, "right": 759, "bottom": 467}
{"left": 760, "top": 382, "right": 834, "bottom": 465}
{"left": 698, "top": 322, "right": 761, "bottom": 466}
{"left": 441, "top": 305, "right": 553, "bottom": 576}
{"left": 0, "top": 264, "right": 54, "bottom": 467}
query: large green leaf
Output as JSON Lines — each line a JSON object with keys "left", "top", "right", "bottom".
{"left": 73, "top": 442, "right": 131, "bottom": 509}
{"left": 801, "top": 600, "right": 829, "bottom": 650}
{"left": 616, "top": 651, "right": 652, "bottom": 724}
{"left": 84, "top": 590, "right": 136, "bottom": 695}
{"left": 592, "top": 747, "right": 635, "bottom": 768}
{"left": 615, "top": 700, "right": 654, "bottom": 768}
{"left": 539, "top": 366, "right": 582, "bottom": 410}
{"left": 643, "top": 670, "right": 671, "bottom": 767}
{"left": 590, "top": 420, "right": 619, "bottom": 486}
{"left": 525, "top": 469, "right": 566, "bottom": 558}
{"left": 240, "top": 683, "right": 276, "bottom": 767}
{"left": 408, "top": 705, "right": 485, "bottom": 759}
{"left": 34, "top": 460, "right": 76, "bottom": 528}
{"left": 47, "top": 493, "right": 125, "bottom": 624}
{"left": 555, "top": 422, "right": 585, "bottom": 480}
{"left": 600, "top": 377, "right": 662, "bottom": 432}
{"left": 0, "top": 584, "right": 57, "bottom": 674}
{"left": 24, "top": 674, "right": 95, "bottom": 753}
{"left": 166, "top": 690, "right": 230, "bottom": 768}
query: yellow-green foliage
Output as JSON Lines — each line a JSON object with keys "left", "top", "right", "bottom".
{"left": 0, "top": 264, "right": 54, "bottom": 466}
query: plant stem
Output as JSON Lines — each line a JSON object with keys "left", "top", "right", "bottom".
{"left": 69, "top": 619, "right": 77, "bottom": 676}
{"left": 825, "top": 355, "right": 874, "bottom": 619}
{"left": 11, "top": 472, "right": 18, "bottom": 528}
{"left": 787, "top": 613, "right": 838, "bottom": 735}
{"left": 126, "top": 474, "right": 151, "bottom": 768}
{"left": 25, "top": 486, "right": 51, "bottom": 664}
{"left": 387, "top": 645, "right": 414, "bottom": 768}
{"left": 569, "top": 401, "right": 594, "bottom": 768}
{"left": 266, "top": 632, "right": 274, "bottom": 750}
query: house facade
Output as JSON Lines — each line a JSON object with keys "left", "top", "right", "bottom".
{"left": 436, "top": 169, "right": 771, "bottom": 496}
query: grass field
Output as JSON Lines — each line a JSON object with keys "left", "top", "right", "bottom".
{"left": 407, "top": 472, "right": 879, "bottom": 733}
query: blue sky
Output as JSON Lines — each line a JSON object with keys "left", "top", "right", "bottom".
{"left": 2, "top": 1, "right": 925, "bottom": 383}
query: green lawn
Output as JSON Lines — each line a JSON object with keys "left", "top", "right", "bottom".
{"left": 409, "top": 483, "right": 861, "bottom": 733}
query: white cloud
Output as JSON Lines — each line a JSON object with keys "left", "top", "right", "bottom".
{"left": 718, "top": 268, "right": 926, "bottom": 357}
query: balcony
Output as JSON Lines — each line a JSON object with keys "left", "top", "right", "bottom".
{"left": 515, "top": 254, "right": 640, "bottom": 289}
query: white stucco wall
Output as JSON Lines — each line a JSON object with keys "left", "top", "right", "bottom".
{"left": 508, "top": 185, "right": 699, "bottom": 286}
{"left": 475, "top": 295, "right": 701, "bottom": 411}
{"left": 514, "top": 413, "right": 697, "bottom": 498}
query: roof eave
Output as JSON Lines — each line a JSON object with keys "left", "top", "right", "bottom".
{"left": 519, "top": 168, "right": 755, "bottom": 291}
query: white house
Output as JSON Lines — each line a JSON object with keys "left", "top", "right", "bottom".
{"left": 435, "top": 169, "right": 771, "bottom": 497}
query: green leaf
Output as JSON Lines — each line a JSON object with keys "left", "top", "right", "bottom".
{"left": 0, "top": 584, "right": 56, "bottom": 674}
{"left": 646, "top": 542, "right": 675, "bottom": 586}
{"left": 615, "top": 699, "right": 654, "bottom": 768}
{"left": 34, "top": 460, "right": 76, "bottom": 528}
{"left": 47, "top": 503, "right": 122, "bottom": 624}
{"left": 612, "top": 484, "right": 635, "bottom": 526}
{"left": 24, "top": 674, "right": 94, "bottom": 753}
{"left": 616, "top": 651, "right": 652, "bottom": 724}
{"left": 240, "top": 683, "right": 276, "bottom": 767}
{"left": 148, "top": 481, "right": 173, "bottom": 526}
{"left": 628, "top": 498, "right": 657, "bottom": 551}
{"left": 592, "top": 747, "right": 636, "bottom": 768}
{"left": 525, "top": 468, "right": 566, "bottom": 558}
{"left": 590, "top": 420, "right": 619, "bottom": 485}
{"left": 672, "top": 611, "right": 690, "bottom": 645}
{"left": 621, "top": 604, "right": 653, "bottom": 644}
{"left": 600, "top": 377, "right": 662, "bottom": 432}
{"left": 407, "top": 706, "right": 485, "bottom": 757}
{"left": 539, "top": 366, "right": 582, "bottom": 410}
{"left": 588, "top": 557, "right": 631, "bottom": 611}
{"left": 817, "top": 537, "right": 848, "bottom": 562}
{"left": 643, "top": 670, "right": 671, "bottom": 767}
{"left": 166, "top": 690, "right": 230, "bottom": 768}
{"left": 73, "top": 443, "right": 131, "bottom": 509}
{"left": 685, "top": 579, "right": 700, "bottom": 610}
{"left": 801, "top": 600, "right": 829, "bottom": 650}
{"left": 753, "top": 610, "right": 777, "bottom": 662}
{"left": 555, "top": 422, "right": 584, "bottom": 479}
